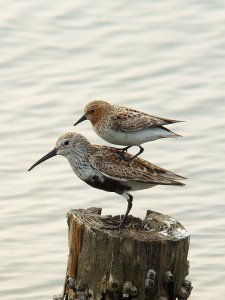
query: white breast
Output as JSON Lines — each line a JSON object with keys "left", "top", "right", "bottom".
{"left": 67, "top": 155, "right": 103, "bottom": 182}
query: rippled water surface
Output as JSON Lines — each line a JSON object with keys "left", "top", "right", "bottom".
{"left": 1, "top": 1, "right": 225, "bottom": 299}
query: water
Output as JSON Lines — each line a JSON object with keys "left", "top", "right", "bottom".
{"left": 1, "top": 1, "right": 225, "bottom": 299}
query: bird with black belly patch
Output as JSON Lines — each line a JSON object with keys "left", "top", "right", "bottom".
{"left": 28, "top": 132, "right": 186, "bottom": 230}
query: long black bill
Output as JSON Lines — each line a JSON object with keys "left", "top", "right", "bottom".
{"left": 74, "top": 114, "right": 87, "bottom": 126}
{"left": 28, "top": 148, "right": 57, "bottom": 171}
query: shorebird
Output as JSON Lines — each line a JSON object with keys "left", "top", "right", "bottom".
{"left": 74, "top": 100, "right": 182, "bottom": 162}
{"left": 28, "top": 132, "right": 185, "bottom": 229}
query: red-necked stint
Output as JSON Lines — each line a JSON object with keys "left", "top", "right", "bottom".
{"left": 74, "top": 100, "right": 182, "bottom": 161}
{"left": 28, "top": 132, "right": 185, "bottom": 229}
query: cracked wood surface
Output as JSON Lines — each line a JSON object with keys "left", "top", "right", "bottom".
{"left": 62, "top": 208, "right": 191, "bottom": 300}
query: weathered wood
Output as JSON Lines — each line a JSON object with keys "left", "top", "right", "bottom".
{"left": 61, "top": 207, "right": 192, "bottom": 300}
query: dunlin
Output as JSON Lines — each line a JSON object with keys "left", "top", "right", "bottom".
{"left": 74, "top": 100, "right": 182, "bottom": 161}
{"left": 28, "top": 132, "right": 185, "bottom": 229}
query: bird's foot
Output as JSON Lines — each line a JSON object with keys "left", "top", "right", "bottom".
{"left": 116, "top": 146, "right": 143, "bottom": 165}
{"left": 116, "top": 146, "right": 131, "bottom": 160}
{"left": 117, "top": 146, "right": 130, "bottom": 153}
{"left": 120, "top": 155, "right": 137, "bottom": 166}
{"left": 116, "top": 150, "right": 135, "bottom": 165}
{"left": 101, "top": 216, "right": 120, "bottom": 227}
{"left": 101, "top": 221, "right": 125, "bottom": 230}
{"left": 101, "top": 217, "right": 125, "bottom": 230}
{"left": 117, "top": 152, "right": 131, "bottom": 161}
{"left": 101, "top": 224, "right": 121, "bottom": 230}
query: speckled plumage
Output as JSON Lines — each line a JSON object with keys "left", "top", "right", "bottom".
{"left": 28, "top": 132, "right": 185, "bottom": 229}
{"left": 89, "top": 144, "right": 185, "bottom": 186}
{"left": 74, "top": 100, "right": 183, "bottom": 161}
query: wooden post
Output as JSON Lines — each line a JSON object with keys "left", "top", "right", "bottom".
{"left": 58, "top": 207, "right": 192, "bottom": 300}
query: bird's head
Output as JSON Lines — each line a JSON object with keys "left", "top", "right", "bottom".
{"left": 28, "top": 132, "right": 90, "bottom": 171}
{"left": 74, "top": 100, "right": 111, "bottom": 126}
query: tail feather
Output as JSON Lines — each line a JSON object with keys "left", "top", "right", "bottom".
{"left": 171, "top": 133, "right": 183, "bottom": 138}
{"left": 155, "top": 166, "right": 186, "bottom": 181}
{"left": 152, "top": 179, "right": 186, "bottom": 186}
{"left": 160, "top": 118, "right": 185, "bottom": 125}
{"left": 171, "top": 180, "right": 185, "bottom": 186}
{"left": 154, "top": 166, "right": 187, "bottom": 186}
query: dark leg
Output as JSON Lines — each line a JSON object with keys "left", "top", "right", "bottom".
{"left": 102, "top": 193, "right": 133, "bottom": 230}
{"left": 117, "top": 146, "right": 144, "bottom": 163}
{"left": 117, "top": 146, "right": 131, "bottom": 152}
{"left": 129, "top": 146, "right": 144, "bottom": 162}
{"left": 118, "top": 193, "right": 133, "bottom": 228}
{"left": 116, "top": 146, "right": 131, "bottom": 159}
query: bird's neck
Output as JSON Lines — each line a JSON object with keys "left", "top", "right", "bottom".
{"left": 66, "top": 146, "right": 95, "bottom": 181}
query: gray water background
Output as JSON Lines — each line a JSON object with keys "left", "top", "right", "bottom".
{"left": 1, "top": 1, "right": 225, "bottom": 299}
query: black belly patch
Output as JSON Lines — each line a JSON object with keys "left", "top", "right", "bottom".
{"left": 85, "top": 175, "right": 130, "bottom": 194}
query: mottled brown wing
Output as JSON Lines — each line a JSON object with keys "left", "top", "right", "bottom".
{"left": 111, "top": 106, "right": 181, "bottom": 131}
{"left": 89, "top": 146, "right": 185, "bottom": 185}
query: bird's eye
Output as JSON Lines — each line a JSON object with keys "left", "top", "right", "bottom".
{"left": 64, "top": 140, "right": 69, "bottom": 146}
{"left": 90, "top": 109, "right": 95, "bottom": 113}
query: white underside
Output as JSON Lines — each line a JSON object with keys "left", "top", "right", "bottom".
{"left": 95, "top": 127, "right": 175, "bottom": 146}
{"left": 125, "top": 181, "right": 156, "bottom": 191}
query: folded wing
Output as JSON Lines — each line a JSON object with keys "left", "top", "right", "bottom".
{"left": 111, "top": 106, "right": 182, "bottom": 131}
{"left": 89, "top": 146, "right": 186, "bottom": 186}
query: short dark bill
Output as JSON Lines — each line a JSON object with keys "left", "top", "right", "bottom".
{"left": 74, "top": 114, "right": 87, "bottom": 126}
